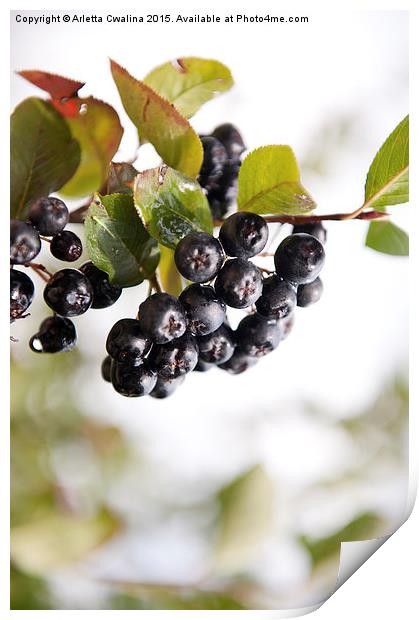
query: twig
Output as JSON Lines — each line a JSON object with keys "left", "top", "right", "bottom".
{"left": 213, "top": 209, "right": 388, "bottom": 227}
{"left": 26, "top": 262, "right": 52, "bottom": 282}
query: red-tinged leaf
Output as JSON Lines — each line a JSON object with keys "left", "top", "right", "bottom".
{"left": 55, "top": 97, "right": 123, "bottom": 197}
{"left": 110, "top": 59, "right": 203, "bottom": 178}
{"left": 18, "top": 70, "right": 85, "bottom": 99}
{"left": 106, "top": 162, "right": 138, "bottom": 194}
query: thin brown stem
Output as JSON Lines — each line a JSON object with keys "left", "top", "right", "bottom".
{"left": 213, "top": 209, "right": 388, "bottom": 227}
{"left": 40, "top": 235, "right": 51, "bottom": 243}
{"left": 148, "top": 273, "right": 162, "bottom": 293}
{"left": 26, "top": 262, "right": 53, "bottom": 282}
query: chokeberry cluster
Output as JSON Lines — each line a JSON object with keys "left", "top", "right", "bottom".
{"left": 102, "top": 211, "right": 326, "bottom": 399}
{"left": 198, "top": 123, "right": 245, "bottom": 219}
{"left": 10, "top": 196, "right": 122, "bottom": 352}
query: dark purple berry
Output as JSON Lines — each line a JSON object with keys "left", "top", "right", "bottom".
{"left": 101, "top": 355, "right": 112, "bottom": 382}
{"left": 212, "top": 123, "right": 246, "bottom": 158}
{"left": 10, "top": 220, "right": 41, "bottom": 264}
{"left": 111, "top": 359, "right": 157, "bottom": 397}
{"left": 10, "top": 269, "right": 34, "bottom": 321}
{"left": 197, "top": 324, "right": 235, "bottom": 364}
{"left": 43, "top": 268, "right": 93, "bottom": 317}
{"left": 297, "top": 277, "right": 323, "bottom": 307}
{"left": 274, "top": 233, "right": 325, "bottom": 285}
{"left": 198, "top": 136, "right": 228, "bottom": 189}
{"left": 236, "top": 314, "right": 281, "bottom": 358}
{"left": 29, "top": 316, "right": 77, "bottom": 353}
{"left": 174, "top": 232, "right": 224, "bottom": 283}
{"left": 218, "top": 349, "right": 257, "bottom": 375}
{"left": 215, "top": 258, "right": 263, "bottom": 308}
{"left": 50, "top": 230, "right": 83, "bottom": 262}
{"left": 278, "top": 312, "right": 295, "bottom": 340}
{"left": 179, "top": 284, "right": 226, "bottom": 336}
{"left": 148, "top": 333, "right": 198, "bottom": 379}
{"left": 150, "top": 375, "right": 185, "bottom": 399}
{"left": 79, "top": 262, "right": 122, "bottom": 309}
{"left": 219, "top": 212, "right": 268, "bottom": 259}
{"left": 27, "top": 196, "right": 69, "bottom": 236}
{"left": 292, "top": 222, "right": 327, "bottom": 245}
{"left": 255, "top": 275, "right": 297, "bottom": 319}
{"left": 138, "top": 293, "right": 187, "bottom": 344}
{"left": 193, "top": 358, "right": 213, "bottom": 372}
{"left": 106, "top": 318, "right": 151, "bottom": 365}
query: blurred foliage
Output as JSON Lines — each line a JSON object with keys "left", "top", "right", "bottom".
{"left": 215, "top": 465, "right": 275, "bottom": 572}
{"left": 10, "top": 347, "right": 408, "bottom": 610}
{"left": 109, "top": 588, "right": 244, "bottom": 610}
{"left": 11, "top": 564, "right": 52, "bottom": 610}
{"left": 300, "top": 512, "right": 385, "bottom": 568}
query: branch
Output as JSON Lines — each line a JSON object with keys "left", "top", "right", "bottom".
{"left": 213, "top": 209, "right": 388, "bottom": 227}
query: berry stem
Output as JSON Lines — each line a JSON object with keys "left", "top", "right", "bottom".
{"left": 26, "top": 262, "right": 53, "bottom": 282}
{"left": 148, "top": 274, "right": 162, "bottom": 293}
{"left": 39, "top": 235, "right": 52, "bottom": 243}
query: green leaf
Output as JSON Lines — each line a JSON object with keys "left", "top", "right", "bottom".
{"left": 158, "top": 245, "right": 183, "bottom": 296}
{"left": 364, "top": 115, "right": 409, "bottom": 210}
{"left": 144, "top": 57, "right": 234, "bottom": 119}
{"left": 133, "top": 165, "right": 213, "bottom": 249}
{"left": 10, "top": 97, "right": 80, "bottom": 218}
{"left": 300, "top": 512, "right": 384, "bottom": 567}
{"left": 57, "top": 97, "right": 123, "bottom": 197}
{"left": 11, "top": 509, "right": 119, "bottom": 575}
{"left": 237, "top": 145, "right": 316, "bottom": 214}
{"left": 215, "top": 465, "right": 276, "bottom": 571}
{"left": 110, "top": 589, "right": 245, "bottom": 610}
{"left": 110, "top": 59, "right": 203, "bottom": 178}
{"left": 365, "top": 221, "right": 409, "bottom": 256}
{"left": 84, "top": 193, "right": 160, "bottom": 287}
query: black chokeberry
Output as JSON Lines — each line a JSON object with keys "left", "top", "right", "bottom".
{"left": 278, "top": 312, "right": 295, "bottom": 340}
{"left": 43, "top": 268, "right": 93, "bottom": 317}
{"left": 106, "top": 318, "right": 151, "bottom": 365}
{"left": 138, "top": 293, "right": 187, "bottom": 344}
{"left": 297, "top": 277, "right": 323, "bottom": 307}
{"left": 29, "top": 316, "right": 77, "bottom": 353}
{"left": 79, "top": 262, "right": 122, "bottom": 309}
{"left": 50, "top": 230, "right": 83, "bottom": 262}
{"left": 111, "top": 359, "right": 157, "bottom": 397}
{"left": 198, "top": 136, "right": 228, "bottom": 189}
{"left": 215, "top": 258, "right": 263, "bottom": 308}
{"left": 148, "top": 333, "right": 198, "bottom": 379}
{"left": 174, "top": 232, "right": 224, "bottom": 283}
{"left": 212, "top": 123, "right": 246, "bottom": 158}
{"left": 219, "top": 212, "right": 268, "bottom": 259}
{"left": 197, "top": 323, "right": 235, "bottom": 364}
{"left": 274, "top": 233, "right": 325, "bottom": 285}
{"left": 27, "top": 196, "right": 69, "bottom": 236}
{"left": 150, "top": 375, "right": 185, "bottom": 399}
{"left": 236, "top": 313, "right": 281, "bottom": 358}
{"left": 193, "top": 358, "right": 213, "bottom": 372}
{"left": 179, "top": 284, "right": 226, "bottom": 336}
{"left": 10, "top": 220, "right": 41, "bottom": 264}
{"left": 292, "top": 222, "right": 327, "bottom": 245}
{"left": 255, "top": 275, "right": 297, "bottom": 319}
{"left": 10, "top": 269, "right": 34, "bottom": 321}
{"left": 218, "top": 348, "right": 257, "bottom": 375}
{"left": 101, "top": 355, "right": 112, "bottom": 382}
